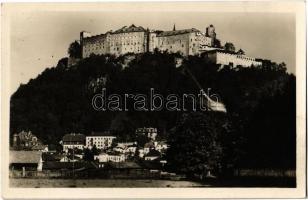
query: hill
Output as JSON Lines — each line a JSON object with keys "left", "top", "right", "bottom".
{"left": 10, "top": 51, "right": 296, "bottom": 168}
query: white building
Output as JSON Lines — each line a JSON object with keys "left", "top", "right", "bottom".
{"left": 94, "top": 152, "right": 125, "bottom": 163}
{"left": 62, "top": 133, "right": 85, "bottom": 152}
{"left": 203, "top": 49, "right": 262, "bottom": 68}
{"left": 135, "top": 127, "right": 158, "bottom": 141}
{"left": 154, "top": 141, "right": 168, "bottom": 153}
{"left": 86, "top": 131, "right": 116, "bottom": 149}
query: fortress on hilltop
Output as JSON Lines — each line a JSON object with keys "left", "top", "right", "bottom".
{"left": 79, "top": 24, "right": 262, "bottom": 67}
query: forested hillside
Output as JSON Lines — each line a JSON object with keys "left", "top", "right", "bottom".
{"left": 10, "top": 51, "right": 296, "bottom": 169}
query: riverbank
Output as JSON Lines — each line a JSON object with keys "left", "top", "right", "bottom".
{"left": 10, "top": 178, "right": 208, "bottom": 188}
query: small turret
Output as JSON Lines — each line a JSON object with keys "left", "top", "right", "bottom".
{"left": 206, "top": 24, "right": 216, "bottom": 39}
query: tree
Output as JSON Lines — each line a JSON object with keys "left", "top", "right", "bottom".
{"left": 213, "top": 39, "right": 222, "bottom": 48}
{"left": 136, "top": 134, "right": 150, "bottom": 148}
{"left": 224, "top": 42, "right": 236, "bottom": 53}
{"left": 68, "top": 41, "right": 81, "bottom": 58}
{"left": 91, "top": 145, "right": 99, "bottom": 155}
{"left": 166, "top": 112, "right": 228, "bottom": 179}
{"left": 84, "top": 148, "right": 94, "bottom": 161}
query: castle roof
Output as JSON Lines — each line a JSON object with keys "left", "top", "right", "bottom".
{"left": 113, "top": 24, "right": 146, "bottom": 34}
{"left": 62, "top": 133, "right": 85, "bottom": 142}
{"left": 157, "top": 28, "right": 200, "bottom": 37}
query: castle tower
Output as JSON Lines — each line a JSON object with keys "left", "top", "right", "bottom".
{"left": 173, "top": 24, "right": 176, "bottom": 31}
{"left": 206, "top": 24, "right": 216, "bottom": 39}
{"left": 80, "top": 31, "right": 91, "bottom": 58}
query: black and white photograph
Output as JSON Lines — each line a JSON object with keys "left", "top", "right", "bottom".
{"left": 1, "top": 1, "right": 306, "bottom": 199}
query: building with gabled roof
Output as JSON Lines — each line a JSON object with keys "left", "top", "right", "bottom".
{"left": 10, "top": 151, "right": 43, "bottom": 171}
{"left": 62, "top": 133, "right": 85, "bottom": 152}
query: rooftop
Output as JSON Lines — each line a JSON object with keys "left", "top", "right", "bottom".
{"left": 157, "top": 28, "right": 200, "bottom": 37}
{"left": 145, "top": 149, "right": 161, "bottom": 157}
{"left": 113, "top": 24, "right": 146, "bottom": 34}
{"left": 88, "top": 131, "right": 115, "bottom": 137}
{"left": 106, "top": 162, "right": 142, "bottom": 169}
{"left": 10, "top": 151, "right": 42, "bottom": 164}
{"left": 42, "top": 161, "right": 96, "bottom": 170}
{"left": 62, "top": 133, "right": 85, "bottom": 142}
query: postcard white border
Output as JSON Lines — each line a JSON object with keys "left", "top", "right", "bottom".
{"left": 1, "top": 1, "right": 306, "bottom": 199}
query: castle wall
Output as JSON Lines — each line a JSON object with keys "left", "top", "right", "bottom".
{"left": 83, "top": 34, "right": 109, "bottom": 58}
{"left": 80, "top": 25, "right": 260, "bottom": 68}
{"left": 207, "top": 51, "right": 262, "bottom": 67}
{"left": 82, "top": 31, "right": 147, "bottom": 58}
{"left": 108, "top": 31, "right": 146, "bottom": 56}
{"left": 148, "top": 32, "right": 158, "bottom": 52}
{"left": 156, "top": 33, "right": 191, "bottom": 56}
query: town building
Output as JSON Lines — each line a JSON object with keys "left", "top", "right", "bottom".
{"left": 9, "top": 151, "right": 43, "bottom": 173}
{"left": 62, "top": 133, "right": 85, "bottom": 152}
{"left": 12, "top": 130, "right": 46, "bottom": 151}
{"left": 203, "top": 49, "right": 262, "bottom": 68}
{"left": 138, "top": 141, "right": 155, "bottom": 158}
{"left": 154, "top": 141, "right": 168, "bottom": 153}
{"left": 86, "top": 131, "right": 116, "bottom": 149}
{"left": 113, "top": 142, "right": 137, "bottom": 155}
{"left": 94, "top": 152, "right": 126, "bottom": 163}
{"left": 135, "top": 127, "right": 158, "bottom": 141}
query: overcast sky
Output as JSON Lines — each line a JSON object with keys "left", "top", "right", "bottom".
{"left": 10, "top": 11, "right": 295, "bottom": 94}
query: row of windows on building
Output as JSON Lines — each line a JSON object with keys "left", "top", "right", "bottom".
{"left": 86, "top": 137, "right": 114, "bottom": 141}
{"left": 110, "top": 33, "right": 144, "bottom": 40}
{"left": 84, "top": 42, "right": 143, "bottom": 51}
{"left": 87, "top": 141, "right": 110, "bottom": 145}
{"left": 159, "top": 43, "right": 197, "bottom": 49}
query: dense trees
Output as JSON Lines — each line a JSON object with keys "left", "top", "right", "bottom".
{"left": 10, "top": 51, "right": 296, "bottom": 174}
{"left": 68, "top": 41, "right": 81, "bottom": 58}
{"left": 224, "top": 42, "right": 236, "bottom": 53}
{"left": 166, "top": 112, "right": 227, "bottom": 178}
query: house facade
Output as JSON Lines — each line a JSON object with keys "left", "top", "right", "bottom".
{"left": 94, "top": 152, "right": 125, "bottom": 163}
{"left": 135, "top": 127, "right": 158, "bottom": 141}
{"left": 85, "top": 131, "right": 116, "bottom": 149}
{"left": 62, "top": 133, "right": 85, "bottom": 151}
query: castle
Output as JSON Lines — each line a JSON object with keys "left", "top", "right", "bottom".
{"left": 80, "top": 24, "right": 262, "bottom": 67}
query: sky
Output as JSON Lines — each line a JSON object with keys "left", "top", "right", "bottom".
{"left": 10, "top": 11, "right": 295, "bottom": 94}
